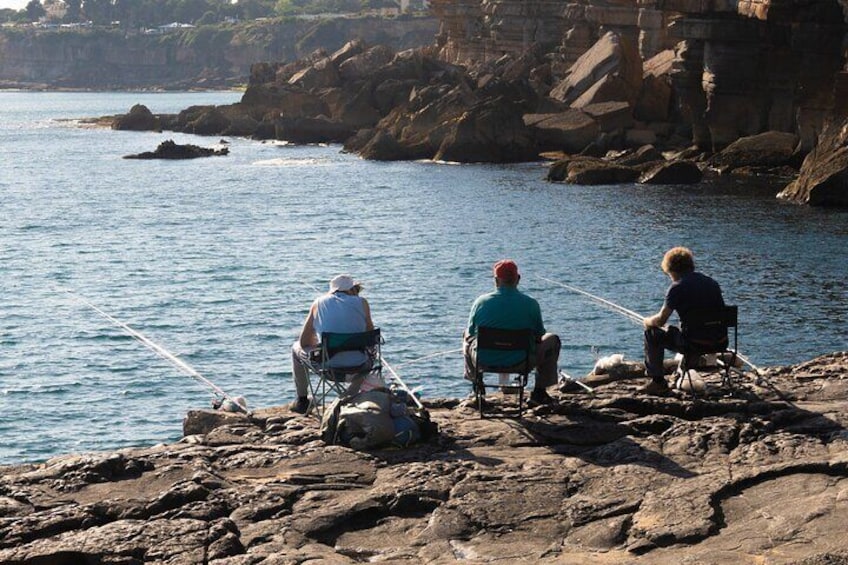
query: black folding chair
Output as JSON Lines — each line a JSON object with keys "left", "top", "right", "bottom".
{"left": 677, "top": 305, "right": 738, "bottom": 392}
{"left": 304, "top": 328, "right": 382, "bottom": 414}
{"left": 471, "top": 326, "right": 534, "bottom": 418}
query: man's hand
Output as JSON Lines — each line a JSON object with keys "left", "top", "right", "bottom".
{"left": 644, "top": 305, "right": 672, "bottom": 329}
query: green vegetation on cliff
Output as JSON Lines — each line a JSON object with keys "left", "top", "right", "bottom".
{"left": 0, "top": 0, "right": 430, "bottom": 27}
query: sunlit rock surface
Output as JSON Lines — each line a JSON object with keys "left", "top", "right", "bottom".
{"left": 2, "top": 353, "right": 847, "bottom": 564}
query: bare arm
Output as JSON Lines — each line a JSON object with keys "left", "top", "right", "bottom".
{"left": 298, "top": 304, "right": 319, "bottom": 348}
{"left": 643, "top": 305, "right": 673, "bottom": 329}
{"left": 362, "top": 298, "right": 374, "bottom": 331}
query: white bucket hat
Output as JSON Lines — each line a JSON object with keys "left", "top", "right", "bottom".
{"left": 329, "top": 274, "right": 359, "bottom": 293}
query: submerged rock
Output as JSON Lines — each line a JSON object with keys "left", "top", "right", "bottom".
{"left": 3, "top": 353, "right": 846, "bottom": 563}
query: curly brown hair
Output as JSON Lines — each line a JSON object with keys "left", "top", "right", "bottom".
{"left": 661, "top": 247, "right": 695, "bottom": 275}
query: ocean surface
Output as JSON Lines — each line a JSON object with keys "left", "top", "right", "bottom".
{"left": 1, "top": 91, "right": 846, "bottom": 464}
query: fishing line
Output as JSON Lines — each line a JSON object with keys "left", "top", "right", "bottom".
{"left": 64, "top": 290, "right": 248, "bottom": 413}
{"left": 536, "top": 276, "right": 644, "bottom": 325}
{"left": 394, "top": 348, "right": 463, "bottom": 369}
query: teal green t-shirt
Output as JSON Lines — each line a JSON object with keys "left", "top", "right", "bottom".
{"left": 466, "top": 286, "right": 545, "bottom": 367}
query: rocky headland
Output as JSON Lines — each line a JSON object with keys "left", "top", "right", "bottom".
{"left": 0, "top": 16, "right": 438, "bottom": 91}
{"left": 2, "top": 352, "right": 847, "bottom": 564}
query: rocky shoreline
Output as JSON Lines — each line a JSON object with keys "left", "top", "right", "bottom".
{"left": 2, "top": 352, "right": 847, "bottom": 564}
{"left": 107, "top": 35, "right": 847, "bottom": 207}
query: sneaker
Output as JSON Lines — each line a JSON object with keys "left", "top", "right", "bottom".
{"left": 288, "top": 396, "right": 310, "bottom": 414}
{"left": 637, "top": 379, "right": 671, "bottom": 396}
{"left": 528, "top": 388, "right": 555, "bottom": 407}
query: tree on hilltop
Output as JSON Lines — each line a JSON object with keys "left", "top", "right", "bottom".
{"left": 82, "top": 0, "right": 113, "bottom": 25}
{"left": 64, "top": 0, "right": 81, "bottom": 22}
{"left": 24, "top": 0, "right": 46, "bottom": 22}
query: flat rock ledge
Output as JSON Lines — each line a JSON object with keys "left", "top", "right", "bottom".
{"left": 2, "top": 353, "right": 848, "bottom": 564}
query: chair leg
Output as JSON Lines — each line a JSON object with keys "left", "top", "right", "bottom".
{"left": 517, "top": 380, "right": 524, "bottom": 417}
{"left": 474, "top": 377, "right": 486, "bottom": 419}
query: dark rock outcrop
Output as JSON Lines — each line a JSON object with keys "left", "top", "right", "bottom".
{"left": 1, "top": 353, "right": 847, "bottom": 563}
{"left": 123, "top": 139, "right": 229, "bottom": 159}
{"left": 710, "top": 131, "right": 800, "bottom": 172}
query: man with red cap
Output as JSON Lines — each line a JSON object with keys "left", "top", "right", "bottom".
{"left": 463, "top": 259, "right": 561, "bottom": 406}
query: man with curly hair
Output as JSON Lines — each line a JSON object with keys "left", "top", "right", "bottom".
{"left": 641, "top": 247, "right": 726, "bottom": 395}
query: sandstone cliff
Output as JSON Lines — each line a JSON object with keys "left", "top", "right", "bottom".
{"left": 429, "top": 0, "right": 848, "bottom": 155}
{"left": 1, "top": 353, "right": 847, "bottom": 563}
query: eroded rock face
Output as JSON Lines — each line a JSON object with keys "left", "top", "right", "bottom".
{"left": 2, "top": 353, "right": 847, "bottom": 564}
{"left": 779, "top": 122, "right": 848, "bottom": 207}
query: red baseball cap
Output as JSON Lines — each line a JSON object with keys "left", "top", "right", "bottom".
{"left": 493, "top": 259, "right": 519, "bottom": 281}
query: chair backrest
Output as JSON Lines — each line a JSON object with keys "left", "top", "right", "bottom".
{"left": 321, "top": 328, "right": 381, "bottom": 364}
{"left": 476, "top": 326, "right": 534, "bottom": 371}
{"left": 682, "top": 305, "right": 737, "bottom": 353}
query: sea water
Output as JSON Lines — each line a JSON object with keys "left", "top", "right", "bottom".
{"left": 1, "top": 91, "right": 846, "bottom": 464}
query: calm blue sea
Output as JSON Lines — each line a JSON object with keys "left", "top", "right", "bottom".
{"left": 1, "top": 91, "right": 846, "bottom": 464}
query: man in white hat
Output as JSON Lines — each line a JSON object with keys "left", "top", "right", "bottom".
{"left": 289, "top": 274, "right": 374, "bottom": 413}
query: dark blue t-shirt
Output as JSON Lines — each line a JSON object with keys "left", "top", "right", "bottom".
{"left": 664, "top": 271, "right": 725, "bottom": 342}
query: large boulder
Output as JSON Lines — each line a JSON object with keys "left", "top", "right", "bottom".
{"left": 434, "top": 98, "right": 538, "bottom": 163}
{"left": 338, "top": 44, "right": 395, "bottom": 82}
{"left": 582, "top": 101, "right": 634, "bottom": 132}
{"left": 288, "top": 57, "right": 341, "bottom": 90}
{"left": 357, "top": 130, "right": 417, "bottom": 161}
{"left": 778, "top": 122, "right": 848, "bottom": 206}
{"left": 561, "top": 159, "right": 640, "bottom": 185}
{"left": 614, "top": 144, "right": 665, "bottom": 167}
{"left": 524, "top": 110, "right": 600, "bottom": 153}
{"left": 549, "top": 32, "right": 643, "bottom": 107}
{"left": 275, "top": 116, "right": 353, "bottom": 144}
{"left": 637, "top": 50, "right": 675, "bottom": 123}
{"left": 329, "top": 39, "right": 366, "bottom": 67}
{"left": 710, "top": 131, "right": 800, "bottom": 170}
{"left": 375, "top": 83, "right": 476, "bottom": 159}
{"left": 112, "top": 104, "right": 157, "bottom": 131}
{"left": 373, "top": 79, "right": 418, "bottom": 115}
{"left": 639, "top": 160, "right": 703, "bottom": 184}
{"left": 321, "top": 85, "right": 381, "bottom": 129}
{"left": 635, "top": 73, "right": 672, "bottom": 122}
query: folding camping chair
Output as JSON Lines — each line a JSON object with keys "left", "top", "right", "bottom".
{"left": 471, "top": 326, "right": 534, "bottom": 418}
{"left": 676, "top": 305, "right": 738, "bottom": 393}
{"left": 304, "top": 328, "right": 383, "bottom": 414}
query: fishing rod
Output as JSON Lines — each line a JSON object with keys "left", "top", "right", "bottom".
{"left": 734, "top": 351, "right": 764, "bottom": 376}
{"left": 538, "top": 277, "right": 765, "bottom": 376}
{"left": 536, "top": 276, "right": 643, "bottom": 325}
{"left": 64, "top": 290, "right": 248, "bottom": 413}
{"left": 558, "top": 369, "right": 595, "bottom": 393}
{"left": 380, "top": 356, "right": 425, "bottom": 410}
